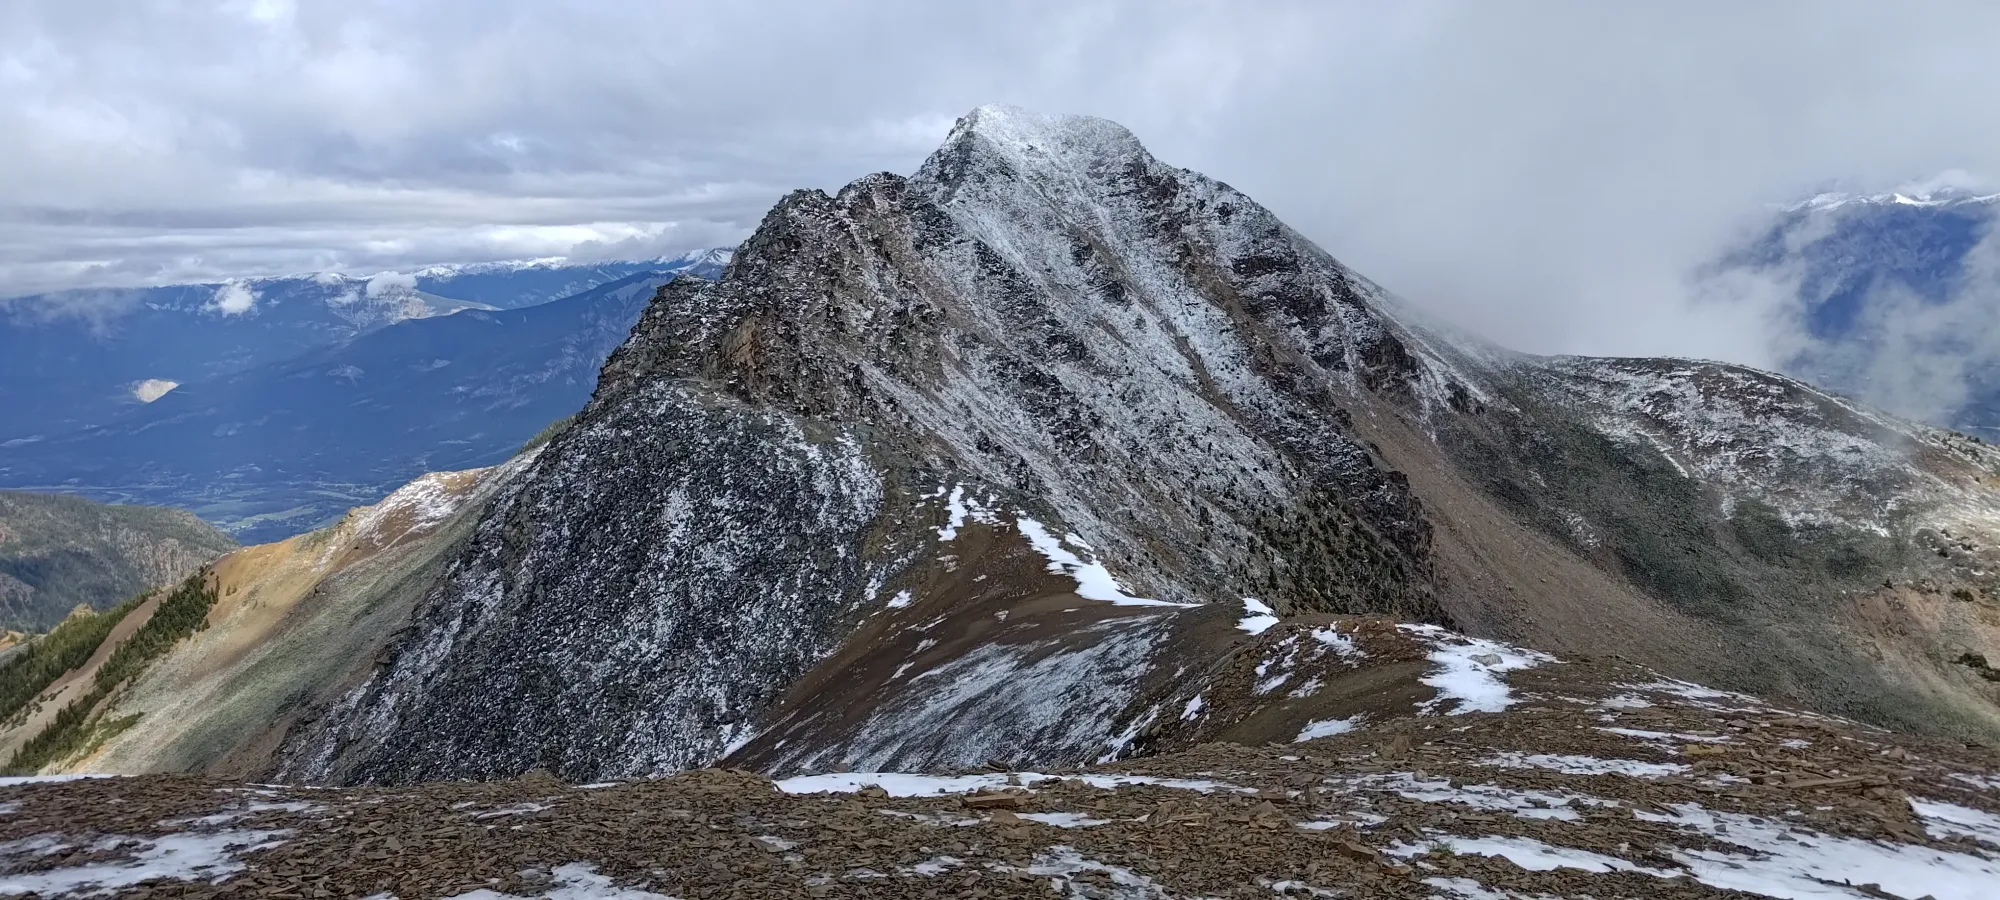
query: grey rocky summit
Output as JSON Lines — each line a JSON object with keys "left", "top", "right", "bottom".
{"left": 280, "top": 106, "right": 2000, "bottom": 785}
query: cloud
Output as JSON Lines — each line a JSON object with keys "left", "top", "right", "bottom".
{"left": 1780, "top": 212, "right": 2000, "bottom": 429}
{"left": 0, "top": 287, "right": 146, "bottom": 332}
{"left": 3, "top": 0, "right": 2000, "bottom": 380}
{"left": 364, "top": 271, "right": 416, "bottom": 297}
{"left": 207, "top": 280, "right": 258, "bottom": 315}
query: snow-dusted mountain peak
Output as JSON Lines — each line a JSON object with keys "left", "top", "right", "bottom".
{"left": 914, "top": 105, "right": 1158, "bottom": 198}
{"left": 1786, "top": 187, "right": 2000, "bottom": 213}
{"left": 952, "top": 104, "right": 1147, "bottom": 158}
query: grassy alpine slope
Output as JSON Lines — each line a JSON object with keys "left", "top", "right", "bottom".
{"left": 1, "top": 571, "right": 217, "bottom": 774}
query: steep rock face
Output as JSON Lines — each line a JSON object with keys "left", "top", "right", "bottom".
{"left": 607, "top": 106, "right": 1442, "bottom": 615}
{"left": 282, "top": 107, "right": 2000, "bottom": 784}
{"left": 280, "top": 385, "right": 894, "bottom": 782}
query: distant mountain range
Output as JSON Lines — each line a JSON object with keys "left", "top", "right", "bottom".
{"left": 0, "top": 251, "right": 729, "bottom": 541}
{"left": 0, "top": 250, "right": 729, "bottom": 445}
{"left": 1720, "top": 188, "right": 2000, "bottom": 438}
{"left": 406, "top": 251, "right": 733, "bottom": 310}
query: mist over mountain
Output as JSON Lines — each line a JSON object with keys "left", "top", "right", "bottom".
{"left": 1714, "top": 187, "right": 2000, "bottom": 438}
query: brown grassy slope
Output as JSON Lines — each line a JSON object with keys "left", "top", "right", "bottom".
{"left": 18, "top": 462, "right": 526, "bottom": 776}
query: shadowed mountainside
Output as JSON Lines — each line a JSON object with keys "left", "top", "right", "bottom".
{"left": 0, "top": 491, "right": 234, "bottom": 631}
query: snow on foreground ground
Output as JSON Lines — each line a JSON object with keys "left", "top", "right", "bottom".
{"left": 3, "top": 629, "right": 1997, "bottom": 899}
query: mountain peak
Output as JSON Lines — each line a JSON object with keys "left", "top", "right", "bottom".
{"left": 916, "top": 105, "right": 1155, "bottom": 196}
{"left": 1786, "top": 186, "right": 2000, "bottom": 213}
{"left": 950, "top": 104, "right": 1144, "bottom": 154}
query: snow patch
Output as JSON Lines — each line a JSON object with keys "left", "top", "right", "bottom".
{"left": 1910, "top": 798, "right": 2000, "bottom": 847}
{"left": 1596, "top": 693, "right": 1654, "bottom": 710}
{"left": 0, "top": 829, "right": 284, "bottom": 896}
{"left": 935, "top": 485, "right": 1000, "bottom": 541}
{"left": 470, "top": 802, "right": 552, "bottom": 820}
{"left": 795, "top": 621, "right": 1163, "bottom": 772}
{"left": 1637, "top": 801, "right": 2000, "bottom": 900}
{"left": 1018, "top": 812, "right": 1111, "bottom": 828}
{"left": 436, "top": 863, "right": 675, "bottom": 899}
{"left": 775, "top": 771, "right": 1251, "bottom": 797}
{"left": 1391, "top": 834, "right": 1670, "bottom": 876}
{"left": 1295, "top": 717, "right": 1362, "bottom": 742}
{"left": 1948, "top": 772, "right": 2000, "bottom": 791}
{"left": 1480, "top": 752, "right": 1689, "bottom": 778}
{"left": 1398, "top": 624, "right": 1555, "bottom": 714}
{"left": 1619, "top": 678, "right": 1777, "bottom": 715}
{"left": 1015, "top": 517, "right": 1193, "bottom": 607}
{"left": 1308, "top": 625, "right": 1364, "bottom": 660}
{"left": 1598, "top": 726, "right": 1731, "bottom": 744}
{"left": 718, "top": 722, "right": 760, "bottom": 758}
{"left": 1011, "top": 844, "right": 1169, "bottom": 898}
{"left": 1076, "top": 774, "right": 1253, "bottom": 794}
{"left": 1237, "top": 597, "right": 1278, "bottom": 634}
{"left": 905, "top": 855, "right": 964, "bottom": 876}
{"left": 1353, "top": 773, "right": 1615, "bottom": 822}
{"left": 777, "top": 772, "right": 1029, "bottom": 797}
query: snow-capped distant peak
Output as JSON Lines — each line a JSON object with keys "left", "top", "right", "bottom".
{"left": 664, "top": 247, "right": 734, "bottom": 268}
{"left": 252, "top": 249, "right": 735, "bottom": 286}
{"left": 1786, "top": 187, "right": 2000, "bottom": 213}
{"left": 413, "top": 256, "right": 573, "bottom": 278}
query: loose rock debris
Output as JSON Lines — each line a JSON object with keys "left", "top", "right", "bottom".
{"left": 5, "top": 673, "right": 1999, "bottom": 900}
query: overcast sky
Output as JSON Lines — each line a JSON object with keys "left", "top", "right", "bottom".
{"left": 5, "top": 0, "right": 2000, "bottom": 366}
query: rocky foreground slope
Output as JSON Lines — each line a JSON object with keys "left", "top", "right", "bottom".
{"left": 4, "top": 623, "right": 1998, "bottom": 899}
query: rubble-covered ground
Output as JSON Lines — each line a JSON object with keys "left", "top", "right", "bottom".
{"left": 5, "top": 658, "right": 1997, "bottom": 899}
